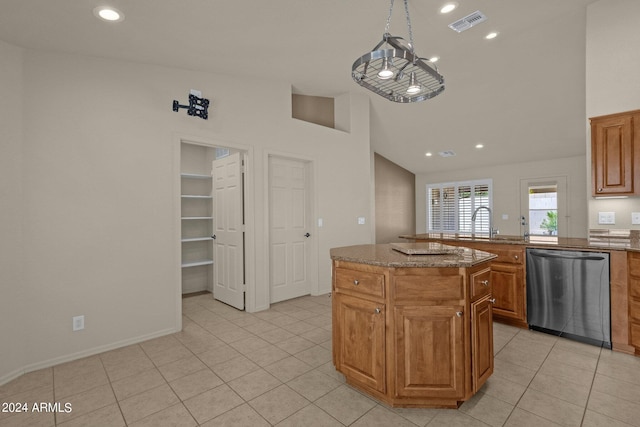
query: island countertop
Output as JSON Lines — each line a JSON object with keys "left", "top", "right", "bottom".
{"left": 330, "top": 242, "right": 497, "bottom": 268}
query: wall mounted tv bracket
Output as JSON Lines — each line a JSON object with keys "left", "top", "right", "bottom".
{"left": 172, "top": 94, "right": 210, "bottom": 120}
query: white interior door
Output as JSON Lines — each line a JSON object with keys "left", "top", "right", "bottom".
{"left": 212, "top": 152, "right": 244, "bottom": 310}
{"left": 269, "top": 156, "right": 314, "bottom": 303}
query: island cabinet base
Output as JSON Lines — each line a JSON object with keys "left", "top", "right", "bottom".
{"left": 332, "top": 259, "right": 494, "bottom": 408}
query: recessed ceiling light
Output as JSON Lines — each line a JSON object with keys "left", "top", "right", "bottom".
{"left": 429, "top": 56, "right": 440, "bottom": 63}
{"left": 93, "top": 6, "right": 124, "bottom": 22}
{"left": 475, "top": 144, "right": 484, "bottom": 149}
{"left": 440, "top": 2, "right": 458, "bottom": 14}
{"left": 425, "top": 152, "right": 433, "bottom": 157}
{"left": 485, "top": 32, "right": 499, "bottom": 40}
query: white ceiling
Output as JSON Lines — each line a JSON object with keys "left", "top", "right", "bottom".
{"left": 0, "top": 0, "right": 597, "bottom": 174}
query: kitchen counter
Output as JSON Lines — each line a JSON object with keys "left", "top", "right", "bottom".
{"left": 330, "top": 242, "right": 497, "bottom": 268}
{"left": 399, "top": 230, "right": 639, "bottom": 252}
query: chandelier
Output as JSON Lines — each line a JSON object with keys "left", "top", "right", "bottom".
{"left": 352, "top": 0, "right": 445, "bottom": 103}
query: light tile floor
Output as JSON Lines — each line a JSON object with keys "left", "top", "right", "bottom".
{"left": 2, "top": 293, "right": 640, "bottom": 426}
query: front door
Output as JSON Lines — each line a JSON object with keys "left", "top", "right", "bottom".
{"left": 212, "top": 152, "right": 244, "bottom": 310}
{"left": 269, "top": 156, "right": 314, "bottom": 303}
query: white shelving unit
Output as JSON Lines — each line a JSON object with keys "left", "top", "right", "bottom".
{"left": 180, "top": 147, "right": 215, "bottom": 294}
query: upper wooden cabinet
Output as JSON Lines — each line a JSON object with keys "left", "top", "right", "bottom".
{"left": 590, "top": 110, "right": 640, "bottom": 196}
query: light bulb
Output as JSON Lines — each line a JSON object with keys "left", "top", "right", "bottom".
{"left": 407, "top": 72, "right": 421, "bottom": 94}
{"left": 377, "top": 58, "right": 394, "bottom": 80}
{"left": 93, "top": 7, "right": 124, "bottom": 22}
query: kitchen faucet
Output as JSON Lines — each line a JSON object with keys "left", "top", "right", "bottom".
{"left": 471, "top": 206, "right": 497, "bottom": 238}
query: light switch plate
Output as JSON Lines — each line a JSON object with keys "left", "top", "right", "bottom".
{"left": 632, "top": 212, "right": 640, "bottom": 225}
{"left": 357, "top": 217, "right": 366, "bottom": 225}
{"left": 598, "top": 212, "right": 616, "bottom": 225}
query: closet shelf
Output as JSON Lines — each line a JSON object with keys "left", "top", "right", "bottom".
{"left": 182, "top": 260, "right": 214, "bottom": 268}
{"left": 181, "top": 216, "right": 213, "bottom": 220}
{"left": 181, "top": 195, "right": 213, "bottom": 199}
{"left": 181, "top": 173, "right": 210, "bottom": 180}
{"left": 181, "top": 237, "right": 213, "bottom": 242}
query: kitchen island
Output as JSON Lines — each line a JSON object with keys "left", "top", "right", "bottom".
{"left": 330, "top": 242, "right": 496, "bottom": 408}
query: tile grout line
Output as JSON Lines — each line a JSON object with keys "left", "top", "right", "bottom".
{"left": 497, "top": 328, "right": 558, "bottom": 426}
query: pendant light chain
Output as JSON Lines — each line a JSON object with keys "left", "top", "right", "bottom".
{"left": 383, "top": 0, "right": 416, "bottom": 54}
{"left": 384, "top": 0, "right": 395, "bottom": 36}
{"left": 403, "top": 0, "right": 415, "bottom": 54}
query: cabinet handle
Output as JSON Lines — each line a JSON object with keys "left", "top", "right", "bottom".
{"left": 480, "top": 280, "right": 489, "bottom": 286}
{"left": 456, "top": 311, "right": 463, "bottom": 317}
{"left": 353, "top": 280, "right": 359, "bottom": 286}
{"left": 375, "top": 308, "right": 381, "bottom": 314}
{"left": 489, "top": 298, "right": 496, "bottom": 304}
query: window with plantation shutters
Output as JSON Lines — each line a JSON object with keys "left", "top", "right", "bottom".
{"left": 427, "top": 180, "right": 492, "bottom": 235}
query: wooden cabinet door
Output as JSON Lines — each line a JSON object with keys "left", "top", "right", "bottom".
{"left": 591, "top": 114, "right": 634, "bottom": 195}
{"left": 393, "top": 305, "right": 465, "bottom": 399}
{"left": 491, "top": 263, "right": 524, "bottom": 322}
{"left": 334, "top": 294, "right": 386, "bottom": 392}
{"left": 472, "top": 295, "right": 494, "bottom": 392}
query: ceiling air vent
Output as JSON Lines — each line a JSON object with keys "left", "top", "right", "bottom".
{"left": 438, "top": 150, "right": 456, "bottom": 158}
{"left": 448, "top": 11, "right": 487, "bottom": 33}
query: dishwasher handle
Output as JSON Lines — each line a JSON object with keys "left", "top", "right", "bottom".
{"left": 527, "top": 250, "right": 606, "bottom": 261}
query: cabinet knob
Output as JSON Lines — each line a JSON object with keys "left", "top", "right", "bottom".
{"left": 489, "top": 298, "right": 496, "bottom": 304}
{"left": 481, "top": 280, "right": 489, "bottom": 286}
{"left": 375, "top": 308, "right": 381, "bottom": 314}
{"left": 353, "top": 280, "right": 359, "bottom": 286}
{"left": 598, "top": 188, "right": 603, "bottom": 192}
{"left": 514, "top": 255, "right": 519, "bottom": 260}
{"left": 456, "top": 311, "right": 463, "bottom": 317}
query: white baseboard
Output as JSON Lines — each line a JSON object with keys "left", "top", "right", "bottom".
{"left": 0, "top": 327, "right": 179, "bottom": 387}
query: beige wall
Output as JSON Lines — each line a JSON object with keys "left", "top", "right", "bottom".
{"left": 416, "top": 155, "right": 588, "bottom": 238}
{"left": 0, "top": 47, "right": 372, "bottom": 383}
{"left": 586, "top": 0, "right": 640, "bottom": 230}
{"left": 374, "top": 153, "right": 415, "bottom": 243}
{"left": 0, "top": 40, "right": 25, "bottom": 384}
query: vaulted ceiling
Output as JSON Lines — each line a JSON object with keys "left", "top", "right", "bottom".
{"left": 0, "top": 0, "right": 597, "bottom": 173}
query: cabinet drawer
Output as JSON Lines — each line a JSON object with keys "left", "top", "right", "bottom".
{"left": 470, "top": 268, "right": 492, "bottom": 301}
{"left": 460, "top": 243, "right": 524, "bottom": 265}
{"left": 629, "top": 252, "right": 640, "bottom": 280}
{"left": 487, "top": 248, "right": 524, "bottom": 265}
{"left": 393, "top": 271, "right": 464, "bottom": 302}
{"left": 335, "top": 267, "right": 385, "bottom": 299}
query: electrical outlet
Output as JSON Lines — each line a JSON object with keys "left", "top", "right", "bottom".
{"left": 598, "top": 212, "right": 615, "bottom": 225}
{"left": 357, "top": 217, "right": 366, "bottom": 225}
{"left": 72, "top": 315, "right": 84, "bottom": 331}
{"left": 633, "top": 212, "right": 640, "bottom": 225}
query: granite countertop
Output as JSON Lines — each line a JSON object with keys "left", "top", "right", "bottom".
{"left": 330, "top": 242, "right": 497, "bottom": 268}
{"left": 399, "top": 230, "right": 640, "bottom": 252}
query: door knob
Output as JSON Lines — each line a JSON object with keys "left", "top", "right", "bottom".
{"left": 304, "top": 232, "right": 311, "bottom": 238}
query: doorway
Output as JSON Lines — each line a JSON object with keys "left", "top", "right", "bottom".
{"left": 267, "top": 155, "right": 317, "bottom": 303}
{"left": 177, "top": 139, "right": 253, "bottom": 317}
{"left": 520, "top": 176, "right": 567, "bottom": 238}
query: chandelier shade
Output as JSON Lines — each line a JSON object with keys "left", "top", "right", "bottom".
{"left": 351, "top": 0, "right": 445, "bottom": 103}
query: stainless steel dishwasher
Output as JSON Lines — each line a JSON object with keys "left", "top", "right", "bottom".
{"left": 526, "top": 248, "right": 611, "bottom": 348}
